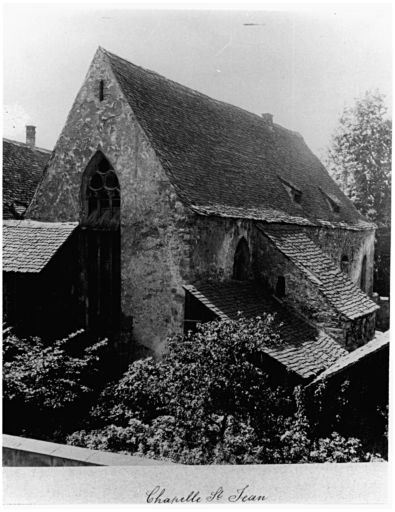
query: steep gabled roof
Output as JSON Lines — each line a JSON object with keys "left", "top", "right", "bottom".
{"left": 3, "top": 220, "right": 78, "bottom": 273}
{"left": 103, "top": 48, "right": 372, "bottom": 230}
{"left": 3, "top": 139, "right": 51, "bottom": 219}
{"left": 258, "top": 224, "right": 379, "bottom": 320}
{"left": 183, "top": 281, "right": 348, "bottom": 379}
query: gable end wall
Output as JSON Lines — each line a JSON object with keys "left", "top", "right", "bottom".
{"left": 26, "top": 48, "right": 200, "bottom": 359}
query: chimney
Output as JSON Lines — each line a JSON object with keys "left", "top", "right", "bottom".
{"left": 26, "top": 126, "right": 36, "bottom": 150}
{"left": 261, "top": 113, "right": 273, "bottom": 129}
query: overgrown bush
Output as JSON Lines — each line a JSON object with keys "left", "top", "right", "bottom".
{"left": 2, "top": 326, "right": 109, "bottom": 441}
{"left": 67, "top": 316, "right": 378, "bottom": 464}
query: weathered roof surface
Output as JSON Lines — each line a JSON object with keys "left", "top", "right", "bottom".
{"left": 3, "top": 220, "right": 78, "bottom": 273}
{"left": 3, "top": 139, "right": 51, "bottom": 219}
{"left": 103, "top": 48, "right": 372, "bottom": 231}
{"left": 307, "top": 330, "right": 390, "bottom": 386}
{"left": 183, "top": 281, "right": 348, "bottom": 379}
{"left": 258, "top": 224, "right": 379, "bottom": 320}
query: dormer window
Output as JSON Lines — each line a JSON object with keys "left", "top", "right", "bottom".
{"left": 278, "top": 176, "right": 303, "bottom": 205}
{"left": 319, "top": 187, "right": 341, "bottom": 214}
{"left": 292, "top": 190, "right": 302, "bottom": 204}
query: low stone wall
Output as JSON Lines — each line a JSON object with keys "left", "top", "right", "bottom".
{"left": 3, "top": 434, "right": 174, "bottom": 467}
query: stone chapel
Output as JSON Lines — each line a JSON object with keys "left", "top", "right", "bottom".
{"left": 3, "top": 47, "right": 379, "bottom": 382}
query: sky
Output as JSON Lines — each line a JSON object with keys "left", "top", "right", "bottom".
{"left": 3, "top": 4, "right": 392, "bottom": 159}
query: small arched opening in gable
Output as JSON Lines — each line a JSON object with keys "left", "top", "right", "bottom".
{"left": 233, "top": 237, "right": 250, "bottom": 281}
{"left": 81, "top": 151, "right": 121, "bottom": 336}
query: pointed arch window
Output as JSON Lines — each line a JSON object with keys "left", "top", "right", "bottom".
{"left": 233, "top": 237, "right": 250, "bottom": 281}
{"left": 81, "top": 151, "right": 121, "bottom": 336}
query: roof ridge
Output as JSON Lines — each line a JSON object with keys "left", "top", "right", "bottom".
{"left": 3, "top": 138, "right": 52, "bottom": 154}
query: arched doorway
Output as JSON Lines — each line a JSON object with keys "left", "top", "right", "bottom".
{"left": 81, "top": 151, "right": 121, "bottom": 335}
{"left": 233, "top": 237, "right": 250, "bottom": 281}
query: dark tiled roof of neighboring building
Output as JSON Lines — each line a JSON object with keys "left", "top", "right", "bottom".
{"left": 183, "top": 281, "right": 348, "bottom": 379}
{"left": 258, "top": 224, "right": 379, "bottom": 320}
{"left": 2, "top": 220, "right": 78, "bottom": 273}
{"left": 103, "top": 48, "right": 373, "bottom": 231}
{"left": 3, "top": 139, "right": 51, "bottom": 219}
{"left": 307, "top": 330, "right": 390, "bottom": 386}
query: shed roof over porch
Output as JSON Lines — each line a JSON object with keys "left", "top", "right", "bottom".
{"left": 183, "top": 281, "right": 348, "bottom": 380}
{"left": 2, "top": 220, "right": 78, "bottom": 273}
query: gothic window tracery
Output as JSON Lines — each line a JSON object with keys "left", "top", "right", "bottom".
{"left": 87, "top": 158, "right": 120, "bottom": 218}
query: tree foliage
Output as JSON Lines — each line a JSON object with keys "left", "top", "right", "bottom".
{"left": 2, "top": 327, "right": 109, "bottom": 440}
{"left": 67, "top": 316, "right": 377, "bottom": 464}
{"left": 324, "top": 90, "right": 391, "bottom": 225}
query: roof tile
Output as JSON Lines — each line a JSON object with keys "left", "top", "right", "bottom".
{"left": 3, "top": 220, "right": 78, "bottom": 273}
{"left": 103, "top": 48, "right": 373, "bottom": 231}
{"left": 3, "top": 139, "right": 51, "bottom": 219}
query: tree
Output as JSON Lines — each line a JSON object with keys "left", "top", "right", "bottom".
{"left": 67, "top": 316, "right": 378, "bottom": 464}
{"left": 324, "top": 90, "right": 391, "bottom": 225}
{"left": 2, "top": 327, "right": 109, "bottom": 440}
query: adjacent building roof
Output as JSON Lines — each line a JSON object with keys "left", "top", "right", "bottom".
{"left": 307, "top": 330, "right": 390, "bottom": 386}
{"left": 258, "top": 224, "right": 379, "bottom": 320}
{"left": 103, "top": 48, "right": 373, "bottom": 231}
{"left": 3, "top": 220, "right": 78, "bottom": 273}
{"left": 3, "top": 139, "right": 51, "bottom": 220}
{"left": 183, "top": 281, "right": 348, "bottom": 379}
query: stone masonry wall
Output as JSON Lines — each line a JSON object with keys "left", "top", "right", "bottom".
{"left": 187, "top": 216, "right": 255, "bottom": 283}
{"left": 251, "top": 228, "right": 340, "bottom": 329}
{"left": 305, "top": 227, "right": 375, "bottom": 296}
{"left": 341, "top": 311, "right": 376, "bottom": 351}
